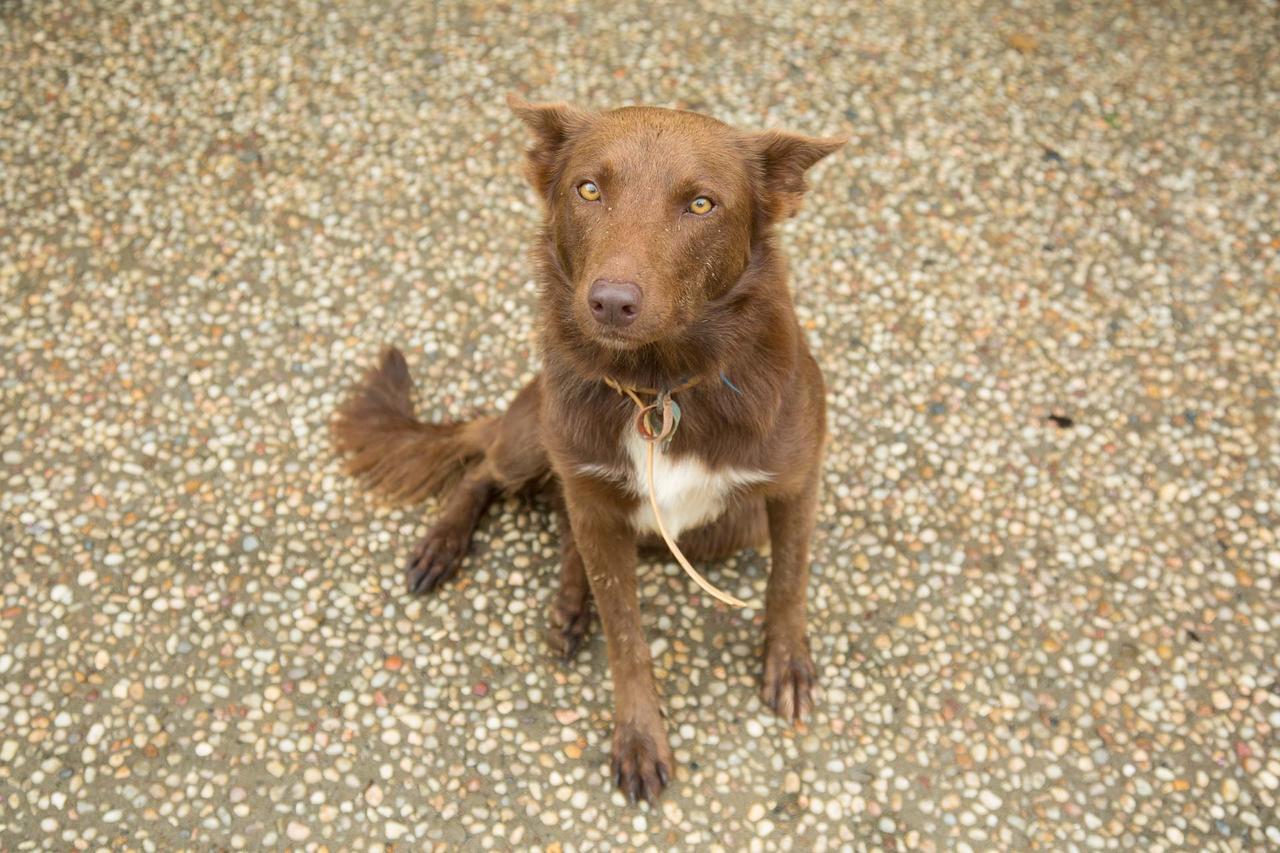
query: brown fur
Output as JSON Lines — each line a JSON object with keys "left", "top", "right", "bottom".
{"left": 332, "top": 96, "right": 843, "bottom": 802}
{"left": 331, "top": 348, "right": 498, "bottom": 504}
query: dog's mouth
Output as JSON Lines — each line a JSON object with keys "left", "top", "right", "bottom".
{"left": 586, "top": 326, "right": 648, "bottom": 351}
{"left": 573, "top": 302, "right": 664, "bottom": 351}
{"left": 579, "top": 307, "right": 700, "bottom": 354}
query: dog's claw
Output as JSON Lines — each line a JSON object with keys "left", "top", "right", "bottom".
{"left": 762, "top": 634, "right": 817, "bottom": 724}
{"left": 405, "top": 524, "right": 468, "bottom": 595}
{"left": 610, "top": 721, "right": 674, "bottom": 804}
{"left": 547, "top": 597, "right": 592, "bottom": 661}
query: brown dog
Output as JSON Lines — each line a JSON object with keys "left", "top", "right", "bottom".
{"left": 333, "top": 96, "right": 842, "bottom": 802}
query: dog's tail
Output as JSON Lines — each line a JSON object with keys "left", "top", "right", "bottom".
{"left": 332, "top": 347, "right": 497, "bottom": 505}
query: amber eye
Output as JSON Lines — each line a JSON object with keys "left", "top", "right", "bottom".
{"left": 688, "top": 196, "right": 714, "bottom": 215}
{"left": 577, "top": 181, "right": 601, "bottom": 201}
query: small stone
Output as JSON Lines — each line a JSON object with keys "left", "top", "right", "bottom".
{"left": 1006, "top": 33, "right": 1038, "bottom": 54}
{"left": 286, "top": 821, "right": 310, "bottom": 842}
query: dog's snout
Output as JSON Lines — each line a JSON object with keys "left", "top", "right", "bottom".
{"left": 587, "top": 279, "right": 643, "bottom": 328}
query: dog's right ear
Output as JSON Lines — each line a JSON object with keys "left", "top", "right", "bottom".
{"left": 507, "top": 94, "right": 593, "bottom": 197}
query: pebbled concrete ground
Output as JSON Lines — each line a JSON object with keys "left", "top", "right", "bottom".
{"left": 1, "top": 0, "right": 1278, "bottom": 849}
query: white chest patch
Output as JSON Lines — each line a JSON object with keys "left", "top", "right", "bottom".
{"left": 577, "top": 430, "right": 773, "bottom": 538}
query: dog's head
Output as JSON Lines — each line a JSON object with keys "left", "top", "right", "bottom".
{"left": 509, "top": 95, "right": 843, "bottom": 357}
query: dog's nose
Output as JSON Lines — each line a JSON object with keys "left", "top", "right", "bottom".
{"left": 587, "top": 279, "right": 642, "bottom": 328}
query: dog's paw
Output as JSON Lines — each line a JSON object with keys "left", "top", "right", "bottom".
{"left": 404, "top": 523, "right": 469, "bottom": 595}
{"left": 547, "top": 597, "right": 592, "bottom": 661}
{"left": 610, "top": 721, "right": 674, "bottom": 804}
{"left": 762, "top": 634, "right": 817, "bottom": 724}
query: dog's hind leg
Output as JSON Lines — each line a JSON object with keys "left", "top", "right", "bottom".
{"left": 404, "top": 375, "right": 551, "bottom": 595}
{"left": 547, "top": 502, "right": 592, "bottom": 660}
{"left": 335, "top": 348, "right": 552, "bottom": 594}
{"left": 405, "top": 460, "right": 498, "bottom": 594}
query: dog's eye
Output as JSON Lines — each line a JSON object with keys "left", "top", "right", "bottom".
{"left": 577, "top": 181, "right": 601, "bottom": 201}
{"left": 688, "top": 197, "right": 714, "bottom": 215}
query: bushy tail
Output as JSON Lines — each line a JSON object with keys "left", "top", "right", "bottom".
{"left": 332, "top": 347, "right": 496, "bottom": 505}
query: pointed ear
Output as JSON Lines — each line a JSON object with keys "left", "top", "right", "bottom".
{"left": 507, "top": 94, "right": 593, "bottom": 197}
{"left": 751, "top": 130, "right": 846, "bottom": 220}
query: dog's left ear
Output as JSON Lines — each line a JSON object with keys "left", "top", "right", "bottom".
{"left": 751, "top": 130, "right": 846, "bottom": 220}
{"left": 507, "top": 94, "right": 593, "bottom": 198}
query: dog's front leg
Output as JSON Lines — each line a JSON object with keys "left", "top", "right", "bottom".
{"left": 563, "top": 477, "right": 673, "bottom": 802}
{"left": 762, "top": 470, "right": 821, "bottom": 723}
